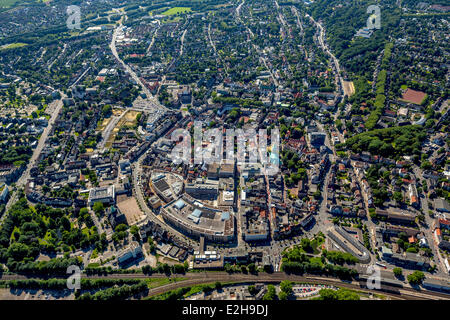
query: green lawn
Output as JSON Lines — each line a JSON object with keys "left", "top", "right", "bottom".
{"left": 0, "top": 0, "right": 19, "bottom": 7}
{"left": 0, "top": 43, "right": 27, "bottom": 50}
{"left": 162, "top": 7, "right": 192, "bottom": 15}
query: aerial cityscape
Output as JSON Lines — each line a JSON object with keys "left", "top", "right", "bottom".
{"left": 0, "top": 0, "right": 449, "bottom": 306}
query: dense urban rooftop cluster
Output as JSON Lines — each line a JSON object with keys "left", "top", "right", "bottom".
{"left": 0, "top": 0, "right": 448, "bottom": 301}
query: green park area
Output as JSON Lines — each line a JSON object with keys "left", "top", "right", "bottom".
{"left": 0, "top": 43, "right": 27, "bottom": 50}
{"left": 0, "top": 0, "right": 19, "bottom": 7}
{"left": 162, "top": 7, "right": 192, "bottom": 15}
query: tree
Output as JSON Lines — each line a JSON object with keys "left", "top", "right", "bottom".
{"left": 262, "top": 285, "right": 276, "bottom": 300}
{"left": 171, "top": 264, "right": 186, "bottom": 274}
{"left": 93, "top": 202, "right": 104, "bottom": 215}
{"left": 407, "top": 271, "right": 425, "bottom": 285}
{"left": 42, "top": 185, "right": 50, "bottom": 194}
{"left": 393, "top": 191, "right": 403, "bottom": 203}
{"left": 315, "top": 288, "right": 360, "bottom": 300}
{"left": 248, "top": 285, "right": 257, "bottom": 295}
{"left": 316, "top": 289, "right": 338, "bottom": 300}
{"left": 300, "top": 238, "right": 313, "bottom": 253}
{"left": 101, "top": 105, "right": 112, "bottom": 117}
{"left": 224, "top": 263, "right": 232, "bottom": 273}
{"left": 202, "top": 285, "right": 213, "bottom": 294}
{"left": 7, "top": 242, "right": 31, "bottom": 261}
{"left": 130, "top": 225, "right": 140, "bottom": 241}
{"left": 278, "top": 291, "right": 288, "bottom": 300}
{"left": 406, "top": 247, "right": 418, "bottom": 253}
{"left": 142, "top": 265, "right": 153, "bottom": 275}
{"left": 147, "top": 237, "right": 156, "bottom": 253}
{"left": 280, "top": 280, "right": 293, "bottom": 296}
{"left": 161, "top": 263, "right": 171, "bottom": 275}
{"left": 393, "top": 267, "right": 403, "bottom": 277}
{"left": 79, "top": 207, "right": 89, "bottom": 220}
{"left": 263, "top": 264, "right": 274, "bottom": 273}
{"left": 248, "top": 263, "right": 256, "bottom": 274}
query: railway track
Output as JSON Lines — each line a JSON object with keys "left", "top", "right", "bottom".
{"left": 2, "top": 272, "right": 448, "bottom": 300}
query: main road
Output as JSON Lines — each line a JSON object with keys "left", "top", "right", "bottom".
{"left": 235, "top": 1, "right": 278, "bottom": 86}
{"left": 110, "top": 15, "right": 194, "bottom": 246}
{"left": 306, "top": 13, "right": 348, "bottom": 97}
{"left": 412, "top": 165, "right": 447, "bottom": 275}
{"left": 1, "top": 92, "right": 66, "bottom": 224}
{"left": 110, "top": 16, "right": 166, "bottom": 112}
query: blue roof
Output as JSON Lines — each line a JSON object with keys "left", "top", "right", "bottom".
{"left": 221, "top": 212, "right": 230, "bottom": 220}
{"left": 191, "top": 209, "right": 202, "bottom": 218}
{"left": 174, "top": 199, "right": 186, "bottom": 209}
{"left": 269, "top": 152, "right": 279, "bottom": 165}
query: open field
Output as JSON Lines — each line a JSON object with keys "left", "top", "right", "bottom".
{"left": 104, "top": 109, "right": 138, "bottom": 148}
{"left": 0, "top": 0, "right": 20, "bottom": 8}
{"left": 123, "top": 110, "right": 140, "bottom": 123}
{"left": 162, "top": 7, "right": 192, "bottom": 16}
{"left": 96, "top": 108, "right": 123, "bottom": 132}
{"left": 0, "top": 43, "right": 27, "bottom": 50}
{"left": 343, "top": 81, "right": 355, "bottom": 97}
{"left": 96, "top": 118, "right": 113, "bottom": 132}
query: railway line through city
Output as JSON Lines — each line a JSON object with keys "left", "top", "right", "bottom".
{"left": 1, "top": 271, "right": 448, "bottom": 300}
